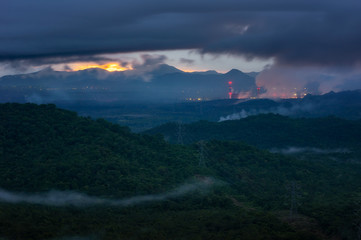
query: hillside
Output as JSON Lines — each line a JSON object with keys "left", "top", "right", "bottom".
{"left": 1, "top": 103, "right": 361, "bottom": 239}
{"left": 0, "top": 103, "right": 200, "bottom": 196}
{"left": 145, "top": 113, "right": 361, "bottom": 150}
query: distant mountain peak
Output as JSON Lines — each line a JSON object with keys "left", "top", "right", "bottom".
{"left": 78, "top": 67, "right": 110, "bottom": 74}
{"left": 226, "top": 69, "right": 243, "bottom": 74}
{"left": 204, "top": 70, "right": 219, "bottom": 74}
{"left": 29, "top": 66, "right": 59, "bottom": 78}
{"left": 192, "top": 70, "right": 219, "bottom": 75}
{"left": 158, "top": 64, "right": 182, "bottom": 72}
{"left": 224, "top": 69, "right": 254, "bottom": 82}
{"left": 151, "top": 64, "right": 183, "bottom": 75}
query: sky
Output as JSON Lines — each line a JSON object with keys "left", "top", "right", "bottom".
{"left": 1, "top": 0, "right": 361, "bottom": 96}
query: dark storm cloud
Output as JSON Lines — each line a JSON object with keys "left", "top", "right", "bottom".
{"left": 1, "top": 0, "right": 361, "bottom": 66}
{"left": 2, "top": 55, "right": 115, "bottom": 73}
{"left": 138, "top": 54, "right": 167, "bottom": 67}
{"left": 6, "top": 55, "right": 113, "bottom": 68}
{"left": 23, "top": 56, "right": 114, "bottom": 65}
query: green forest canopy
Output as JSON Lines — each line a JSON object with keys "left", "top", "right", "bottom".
{"left": 0, "top": 103, "right": 361, "bottom": 239}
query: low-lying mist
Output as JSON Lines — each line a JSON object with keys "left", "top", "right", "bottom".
{"left": 270, "top": 147, "right": 351, "bottom": 155}
{"left": 0, "top": 177, "right": 219, "bottom": 207}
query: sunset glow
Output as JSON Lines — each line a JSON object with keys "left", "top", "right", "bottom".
{"left": 71, "top": 63, "right": 132, "bottom": 72}
{"left": 179, "top": 68, "right": 220, "bottom": 73}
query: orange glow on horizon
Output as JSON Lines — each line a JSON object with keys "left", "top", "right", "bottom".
{"left": 180, "top": 69, "right": 199, "bottom": 73}
{"left": 71, "top": 62, "right": 132, "bottom": 72}
{"left": 178, "top": 68, "right": 223, "bottom": 73}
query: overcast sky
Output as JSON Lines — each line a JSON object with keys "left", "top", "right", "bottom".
{"left": 1, "top": 0, "right": 361, "bottom": 94}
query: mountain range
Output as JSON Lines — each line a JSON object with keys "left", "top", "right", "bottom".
{"left": 0, "top": 64, "right": 257, "bottom": 103}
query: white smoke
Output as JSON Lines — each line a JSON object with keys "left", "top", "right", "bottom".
{"left": 25, "top": 90, "right": 72, "bottom": 104}
{"left": 218, "top": 104, "right": 315, "bottom": 122}
{"left": 0, "top": 177, "right": 218, "bottom": 207}
{"left": 25, "top": 93, "right": 44, "bottom": 104}
{"left": 270, "top": 147, "right": 351, "bottom": 155}
{"left": 219, "top": 109, "right": 254, "bottom": 121}
{"left": 53, "top": 237, "right": 97, "bottom": 240}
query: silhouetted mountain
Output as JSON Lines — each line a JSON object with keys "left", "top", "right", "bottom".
{"left": 192, "top": 70, "right": 220, "bottom": 75}
{"left": 0, "top": 64, "right": 256, "bottom": 103}
{"left": 225, "top": 69, "right": 247, "bottom": 77}
{"left": 150, "top": 63, "right": 183, "bottom": 75}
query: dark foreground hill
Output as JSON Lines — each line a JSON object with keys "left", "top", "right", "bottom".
{"left": 1, "top": 103, "right": 361, "bottom": 239}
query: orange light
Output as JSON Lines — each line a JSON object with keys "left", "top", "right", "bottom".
{"left": 181, "top": 69, "right": 197, "bottom": 73}
{"left": 72, "top": 62, "right": 132, "bottom": 72}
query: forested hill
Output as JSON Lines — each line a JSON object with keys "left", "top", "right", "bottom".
{"left": 0, "top": 103, "right": 204, "bottom": 196}
{"left": 144, "top": 114, "right": 361, "bottom": 149}
{"left": 1, "top": 103, "right": 361, "bottom": 239}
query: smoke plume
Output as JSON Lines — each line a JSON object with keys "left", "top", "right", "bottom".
{"left": 218, "top": 104, "right": 315, "bottom": 122}
{"left": 256, "top": 65, "right": 361, "bottom": 98}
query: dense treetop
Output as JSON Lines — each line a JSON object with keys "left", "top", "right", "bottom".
{"left": 1, "top": 103, "right": 361, "bottom": 239}
{"left": 145, "top": 113, "right": 361, "bottom": 149}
